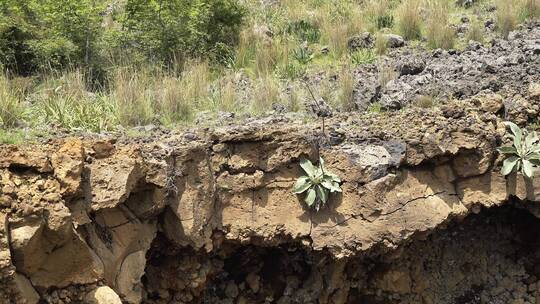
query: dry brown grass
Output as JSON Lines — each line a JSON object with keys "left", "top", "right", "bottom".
{"left": 425, "top": 0, "right": 455, "bottom": 49}
{"left": 0, "top": 75, "right": 24, "bottom": 127}
{"left": 338, "top": 66, "right": 355, "bottom": 111}
{"left": 496, "top": 0, "right": 518, "bottom": 38}
{"left": 396, "top": 0, "right": 423, "bottom": 40}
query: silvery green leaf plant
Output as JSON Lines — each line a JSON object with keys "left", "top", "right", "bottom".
{"left": 292, "top": 157, "right": 342, "bottom": 211}
{"left": 498, "top": 121, "right": 540, "bottom": 179}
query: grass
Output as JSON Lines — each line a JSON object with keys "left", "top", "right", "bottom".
{"left": 2, "top": 0, "right": 540, "bottom": 137}
{"left": 396, "top": 0, "right": 423, "bottom": 41}
{"left": 364, "top": 0, "right": 395, "bottom": 31}
{"left": 496, "top": 0, "right": 518, "bottom": 38}
{"left": 467, "top": 17, "right": 486, "bottom": 43}
{"left": 0, "top": 75, "right": 24, "bottom": 128}
{"left": 413, "top": 95, "right": 437, "bottom": 108}
{"left": 374, "top": 32, "right": 388, "bottom": 55}
{"left": 425, "top": 0, "right": 456, "bottom": 49}
{"left": 518, "top": 0, "right": 540, "bottom": 22}
{"left": 252, "top": 76, "right": 280, "bottom": 113}
{"left": 338, "top": 66, "right": 355, "bottom": 111}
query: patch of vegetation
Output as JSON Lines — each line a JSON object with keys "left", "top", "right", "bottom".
{"left": 293, "top": 157, "right": 342, "bottom": 211}
{"left": 1, "top": 0, "right": 539, "bottom": 134}
{"left": 498, "top": 122, "right": 540, "bottom": 179}
{"left": 350, "top": 49, "right": 376, "bottom": 65}
{"left": 518, "top": 0, "right": 540, "bottom": 22}
{"left": 292, "top": 47, "right": 314, "bottom": 65}
{"left": 413, "top": 95, "right": 437, "bottom": 108}
{"left": 467, "top": 18, "right": 486, "bottom": 43}
{"left": 287, "top": 20, "right": 321, "bottom": 43}
{"left": 425, "top": 0, "right": 456, "bottom": 50}
{"left": 374, "top": 32, "right": 388, "bottom": 55}
{"left": 396, "top": 0, "right": 423, "bottom": 41}
{"left": 364, "top": 0, "right": 394, "bottom": 30}
{"left": 496, "top": 0, "right": 518, "bottom": 39}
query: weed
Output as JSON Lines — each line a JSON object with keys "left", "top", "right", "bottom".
{"left": 292, "top": 47, "right": 314, "bottom": 64}
{"left": 518, "top": 0, "right": 540, "bottom": 22}
{"left": 293, "top": 157, "right": 342, "bottom": 211}
{"left": 253, "top": 76, "right": 280, "bottom": 113}
{"left": 498, "top": 121, "right": 540, "bottom": 179}
{"left": 287, "top": 20, "right": 321, "bottom": 43}
{"left": 413, "top": 95, "right": 437, "bottom": 108}
{"left": 365, "top": 0, "right": 395, "bottom": 30}
{"left": 350, "top": 49, "right": 376, "bottom": 65}
{"left": 368, "top": 102, "right": 383, "bottom": 113}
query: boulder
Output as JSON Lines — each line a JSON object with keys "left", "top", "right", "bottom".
{"left": 85, "top": 286, "right": 122, "bottom": 304}
{"left": 347, "top": 32, "right": 374, "bottom": 50}
{"left": 384, "top": 34, "right": 405, "bottom": 48}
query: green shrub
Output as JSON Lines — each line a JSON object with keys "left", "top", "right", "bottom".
{"left": 293, "top": 158, "right": 342, "bottom": 211}
{"left": 498, "top": 122, "right": 540, "bottom": 179}
{"left": 120, "top": 0, "right": 245, "bottom": 65}
{"left": 0, "top": 0, "right": 106, "bottom": 74}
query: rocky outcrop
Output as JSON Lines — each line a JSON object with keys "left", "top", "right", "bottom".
{"left": 2, "top": 92, "right": 540, "bottom": 303}
{"left": 353, "top": 21, "right": 540, "bottom": 111}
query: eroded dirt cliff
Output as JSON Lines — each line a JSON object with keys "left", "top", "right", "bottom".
{"left": 3, "top": 86, "right": 540, "bottom": 303}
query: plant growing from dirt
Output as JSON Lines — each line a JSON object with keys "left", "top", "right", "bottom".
{"left": 498, "top": 121, "right": 540, "bottom": 179}
{"left": 293, "top": 157, "right": 342, "bottom": 211}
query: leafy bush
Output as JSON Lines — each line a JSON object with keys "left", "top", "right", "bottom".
{"left": 0, "top": 0, "right": 106, "bottom": 74}
{"left": 120, "top": 0, "right": 244, "bottom": 65}
{"left": 498, "top": 122, "right": 540, "bottom": 179}
{"left": 293, "top": 158, "right": 342, "bottom": 211}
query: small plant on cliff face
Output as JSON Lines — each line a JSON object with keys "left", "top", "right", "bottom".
{"left": 498, "top": 122, "right": 540, "bottom": 179}
{"left": 293, "top": 157, "right": 342, "bottom": 211}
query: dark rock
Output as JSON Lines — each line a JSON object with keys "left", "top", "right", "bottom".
{"left": 347, "top": 32, "right": 374, "bottom": 51}
{"left": 351, "top": 21, "right": 540, "bottom": 110}
{"left": 397, "top": 57, "right": 426, "bottom": 76}
{"left": 385, "top": 34, "right": 405, "bottom": 48}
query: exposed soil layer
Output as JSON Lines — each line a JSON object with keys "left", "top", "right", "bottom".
{"left": 4, "top": 84, "right": 540, "bottom": 303}
{"left": 141, "top": 205, "right": 540, "bottom": 304}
